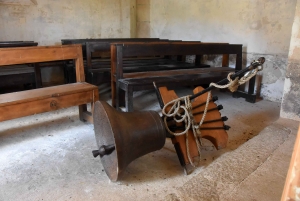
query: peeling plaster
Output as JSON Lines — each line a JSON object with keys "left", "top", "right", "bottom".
{"left": 283, "top": 77, "right": 292, "bottom": 95}
{"left": 282, "top": 83, "right": 300, "bottom": 120}
{"left": 280, "top": 0, "right": 300, "bottom": 121}
{"left": 260, "top": 78, "right": 285, "bottom": 102}
{"left": 281, "top": 77, "right": 300, "bottom": 121}
{"left": 286, "top": 62, "right": 300, "bottom": 78}
{"left": 244, "top": 53, "right": 288, "bottom": 102}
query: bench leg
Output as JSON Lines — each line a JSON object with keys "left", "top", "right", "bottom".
{"left": 79, "top": 104, "right": 88, "bottom": 122}
{"left": 232, "top": 75, "right": 257, "bottom": 103}
{"left": 79, "top": 89, "right": 99, "bottom": 123}
{"left": 116, "top": 84, "right": 126, "bottom": 110}
{"left": 125, "top": 86, "right": 134, "bottom": 112}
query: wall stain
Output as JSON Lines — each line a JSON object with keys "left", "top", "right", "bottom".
{"left": 282, "top": 77, "right": 300, "bottom": 117}
{"left": 249, "top": 20, "right": 262, "bottom": 30}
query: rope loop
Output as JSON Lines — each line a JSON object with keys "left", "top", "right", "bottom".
{"left": 162, "top": 95, "right": 192, "bottom": 136}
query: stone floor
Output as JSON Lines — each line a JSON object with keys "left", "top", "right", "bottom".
{"left": 0, "top": 86, "right": 298, "bottom": 201}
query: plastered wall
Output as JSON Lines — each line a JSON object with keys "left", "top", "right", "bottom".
{"left": 0, "top": 0, "right": 135, "bottom": 85}
{"left": 0, "top": 0, "right": 299, "bottom": 110}
{"left": 138, "top": 0, "right": 296, "bottom": 102}
{"left": 0, "top": 0, "right": 134, "bottom": 45}
{"left": 281, "top": 0, "right": 300, "bottom": 121}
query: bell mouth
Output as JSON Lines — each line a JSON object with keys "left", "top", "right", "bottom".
{"left": 93, "top": 101, "right": 119, "bottom": 181}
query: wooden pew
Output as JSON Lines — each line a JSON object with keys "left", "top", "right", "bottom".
{"left": 61, "top": 38, "right": 169, "bottom": 84}
{"left": 84, "top": 39, "right": 194, "bottom": 85}
{"left": 110, "top": 42, "right": 243, "bottom": 111}
{"left": 0, "top": 45, "right": 99, "bottom": 123}
{"left": 83, "top": 40, "right": 208, "bottom": 85}
{"left": 61, "top": 38, "right": 163, "bottom": 59}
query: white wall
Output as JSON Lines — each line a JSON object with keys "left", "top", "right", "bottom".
{"left": 0, "top": 0, "right": 134, "bottom": 45}
{"left": 138, "top": 0, "right": 297, "bottom": 102}
{"left": 0, "top": 0, "right": 135, "bottom": 85}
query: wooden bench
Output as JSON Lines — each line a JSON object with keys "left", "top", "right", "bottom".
{"left": 61, "top": 38, "right": 163, "bottom": 58}
{"left": 61, "top": 38, "right": 169, "bottom": 84}
{"left": 111, "top": 42, "right": 243, "bottom": 111}
{"left": 0, "top": 45, "right": 99, "bottom": 123}
{"left": 84, "top": 39, "right": 200, "bottom": 85}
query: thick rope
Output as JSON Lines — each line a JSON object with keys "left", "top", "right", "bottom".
{"left": 162, "top": 68, "right": 259, "bottom": 166}
{"left": 210, "top": 68, "right": 259, "bottom": 92}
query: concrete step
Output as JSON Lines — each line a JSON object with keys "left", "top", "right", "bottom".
{"left": 166, "top": 118, "right": 299, "bottom": 201}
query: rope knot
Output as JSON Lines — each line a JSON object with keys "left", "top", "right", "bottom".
{"left": 228, "top": 77, "right": 240, "bottom": 92}
{"left": 209, "top": 68, "right": 259, "bottom": 92}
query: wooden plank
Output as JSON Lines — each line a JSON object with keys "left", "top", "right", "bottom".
{"left": 123, "top": 67, "right": 234, "bottom": 79}
{"left": 0, "top": 45, "right": 82, "bottom": 66}
{"left": 0, "top": 42, "right": 37, "bottom": 48}
{"left": 0, "top": 73, "right": 35, "bottom": 87}
{"left": 0, "top": 65, "right": 34, "bottom": 75}
{"left": 112, "top": 43, "right": 242, "bottom": 57}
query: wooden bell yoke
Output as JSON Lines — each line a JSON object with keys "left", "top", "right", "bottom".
{"left": 158, "top": 86, "right": 227, "bottom": 173}
{"left": 0, "top": 45, "right": 99, "bottom": 123}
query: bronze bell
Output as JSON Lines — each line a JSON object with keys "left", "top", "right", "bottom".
{"left": 92, "top": 101, "right": 166, "bottom": 181}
